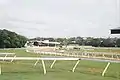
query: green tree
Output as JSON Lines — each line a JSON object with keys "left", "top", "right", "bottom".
{"left": 116, "top": 39, "right": 120, "bottom": 47}
{"left": 0, "top": 29, "right": 28, "bottom": 48}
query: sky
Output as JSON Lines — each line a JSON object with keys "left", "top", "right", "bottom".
{"left": 0, "top": 0, "right": 119, "bottom": 38}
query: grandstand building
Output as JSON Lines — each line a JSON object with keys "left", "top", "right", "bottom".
{"left": 25, "top": 40, "right": 60, "bottom": 47}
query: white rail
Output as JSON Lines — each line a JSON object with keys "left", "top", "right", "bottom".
{"left": 0, "top": 57, "right": 79, "bottom": 60}
{"left": 0, "top": 57, "right": 119, "bottom": 63}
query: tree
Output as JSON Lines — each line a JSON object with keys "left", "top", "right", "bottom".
{"left": 102, "top": 38, "right": 115, "bottom": 47}
{"left": 75, "top": 37, "right": 83, "bottom": 45}
{"left": 91, "top": 38, "right": 100, "bottom": 47}
{"left": 116, "top": 39, "right": 120, "bottom": 47}
{"left": 0, "top": 29, "right": 28, "bottom": 48}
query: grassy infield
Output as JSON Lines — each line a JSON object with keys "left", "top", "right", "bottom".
{"left": 0, "top": 48, "right": 120, "bottom": 80}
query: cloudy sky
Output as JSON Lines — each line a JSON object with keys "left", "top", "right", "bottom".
{"left": 0, "top": 0, "right": 119, "bottom": 38}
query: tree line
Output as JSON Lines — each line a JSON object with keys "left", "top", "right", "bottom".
{"left": 0, "top": 29, "right": 28, "bottom": 48}
{"left": 31, "top": 37, "right": 120, "bottom": 47}
{"left": 0, "top": 29, "right": 120, "bottom": 48}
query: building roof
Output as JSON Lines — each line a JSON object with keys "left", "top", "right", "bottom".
{"left": 36, "top": 40, "right": 60, "bottom": 44}
{"left": 111, "top": 27, "right": 120, "bottom": 30}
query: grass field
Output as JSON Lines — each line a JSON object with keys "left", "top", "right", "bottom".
{"left": 0, "top": 48, "right": 120, "bottom": 80}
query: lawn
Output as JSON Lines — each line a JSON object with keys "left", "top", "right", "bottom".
{"left": 0, "top": 48, "right": 120, "bottom": 80}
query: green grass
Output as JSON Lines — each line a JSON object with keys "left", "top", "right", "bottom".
{"left": 0, "top": 49, "right": 120, "bottom": 80}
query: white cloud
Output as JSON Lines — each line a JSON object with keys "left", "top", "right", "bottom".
{"left": 0, "top": 0, "right": 11, "bottom": 5}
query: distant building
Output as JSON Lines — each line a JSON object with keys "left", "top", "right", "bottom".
{"left": 25, "top": 40, "right": 60, "bottom": 47}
